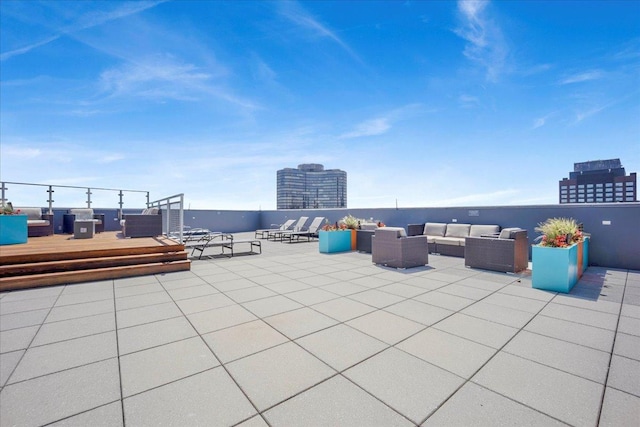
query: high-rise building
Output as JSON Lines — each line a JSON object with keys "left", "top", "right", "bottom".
{"left": 559, "top": 159, "right": 637, "bottom": 204}
{"left": 277, "top": 164, "right": 347, "bottom": 209}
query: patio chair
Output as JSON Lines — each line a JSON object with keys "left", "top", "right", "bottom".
{"left": 121, "top": 208, "right": 162, "bottom": 238}
{"left": 282, "top": 216, "right": 326, "bottom": 243}
{"left": 372, "top": 227, "right": 429, "bottom": 269}
{"left": 268, "top": 216, "right": 308, "bottom": 241}
{"left": 63, "top": 208, "right": 105, "bottom": 234}
{"left": 465, "top": 228, "right": 529, "bottom": 273}
{"left": 255, "top": 219, "right": 295, "bottom": 239}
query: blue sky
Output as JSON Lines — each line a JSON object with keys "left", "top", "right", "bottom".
{"left": 1, "top": 0, "right": 639, "bottom": 210}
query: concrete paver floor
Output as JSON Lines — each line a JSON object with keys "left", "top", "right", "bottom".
{"left": 1, "top": 233, "right": 638, "bottom": 426}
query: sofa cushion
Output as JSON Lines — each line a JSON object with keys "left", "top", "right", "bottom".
{"left": 424, "top": 222, "right": 447, "bottom": 237}
{"left": 16, "top": 207, "right": 42, "bottom": 221}
{"left": 435, "top": 237, "right": 463, "bottom": 246}
{"left": 499, "top": 228, "right": 522, "bottom": 239}
{"left": 27, "top": 220, "right": 49, "bottom": 226}
{"left": 69, "top": 208, "right": 94, "bottom": 220}
{"left": 142, "top": 207, "right": 160, "bottom": 215}
{"left": 445, "top": 223, "right": 471, "bottom": 238}
{"left": 376, "top": 227, "right": 406, "bottom": 239}
{"left": 469, "top": 224, "right": 500, "bottom": 237}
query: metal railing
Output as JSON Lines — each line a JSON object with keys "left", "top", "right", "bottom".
{"left": 149, "top": 193, "right": 184, "bottom": 243}
{"left": 0, "top": 181, "right": 149, "bottom": 217}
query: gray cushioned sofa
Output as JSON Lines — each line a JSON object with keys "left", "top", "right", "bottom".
{"left": 408, "top": 222, "right": 500, "bottom": 257}
{"left": 16, "top": 207, "right": 54, "bottom": 237}
{"left": 121, "top": 208, "right": 162, "bottom": 238}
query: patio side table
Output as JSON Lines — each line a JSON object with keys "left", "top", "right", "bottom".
{"left": 74, "top": 220, "right": 95, "bottom": 239}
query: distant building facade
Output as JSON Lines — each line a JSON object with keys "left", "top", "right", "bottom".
{"left": 277, "top": 164, "right": 347, "bottom": 209}
{"left": 559, "top": 159, "right": 637, "bottom": 204}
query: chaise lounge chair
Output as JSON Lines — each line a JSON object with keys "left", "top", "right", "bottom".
{"left": 268, "top": 216, "right": 308, "bottom": 241}
{"left": 255, "top": 219, "right": 296, "bottom": 239}
{"left": 282, "top": 216, "right": 325, "bottom": 243}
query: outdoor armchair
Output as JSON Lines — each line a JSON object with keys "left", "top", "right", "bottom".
{"left": 464, "top": 228, "right": 529, "bottom": 273}
{"left": 372, "top": 227, "right": 428, "bottom": 269}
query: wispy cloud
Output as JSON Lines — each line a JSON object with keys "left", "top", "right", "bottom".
{"left": 96, "top": 55, "right": 258, "bottom": 109}
{"left": 340, "top": 118, "right": 391, "bottom": 139}
{"left": 459, "top": 94, "right": 480, "bottom": 109}
{"left": 560, "top": 70, "right": 605, "bottom": 85}
{"left": 454, "top": 0, "right": 508, "bottom": 82}
{"left": 339, "top": 104, "right": 424, "bottom": 139}
{"left": 532, "top": 112, "right": 556, "bottom": 129}
{"left": 1, "top": 1, "right": 166, "bottom": 61}
{"left": 574, "top": 105, "right": 607, "bottom": 124}
{"left": 278, "top": 1, "right": 363, "bottom": 64}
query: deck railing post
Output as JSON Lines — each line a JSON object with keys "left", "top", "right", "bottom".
{"left": 86, "top": 188, "right": 92, "bottom": 208}
{"left": 179, "top": 194, "right": 184, "bottom": 243}
{"left": 118, "top": 190, "right": 124, "bottom": 220}
{"left": 1, "top": 182, "right": 6, "bottom": 207}
{"left": 47, "top": 186, "right": 54, "bottom": 214}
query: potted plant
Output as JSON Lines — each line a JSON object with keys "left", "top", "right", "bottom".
{"left": 340, "top": 215, "right": 361, "bottom": 250}
{"left": 532, "top": 217, "right": 588, "bottom": 293}
{"left": 0, "top": 202, "right": 28, "bottom": 245}
{"left": 318, "top": 220, "right": 352, "bottom": 253}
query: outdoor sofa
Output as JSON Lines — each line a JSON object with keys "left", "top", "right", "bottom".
{"left": 408, "top": 222, "right": 501, "bottom": 257}
{"left": 121, "top": 208, "right": 162, "bottom": 238}
{"left": 15, "top": 207, "right": 54, "bottom": 237}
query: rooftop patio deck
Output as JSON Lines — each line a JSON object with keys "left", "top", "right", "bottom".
{"left": 1, "top": 232, "right": 638, "bottom": 426}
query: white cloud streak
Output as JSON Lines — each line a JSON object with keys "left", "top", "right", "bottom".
{"left": 560, "top": 70, "right": 605, "bottom": 85}
{"left": 339, "top": 104, "right": 424, "bottom": 139}
{"left": 279, "top": 1, "right": 363, "bottom": 64}
{"left": 454, "top": 0, "right": 508, "bottom": 82}
{"left": 1, "top": 1, "right": 166, "bottom": 62}
{"left": 340, "top": 118, "right": 391, "bottom": 139}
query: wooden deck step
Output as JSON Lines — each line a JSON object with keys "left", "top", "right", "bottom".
{"left": 0, "top": 252, "right": 188, "bottom": 277}
{"left": 0, "top": 260, "right": 192, "bottom": 291}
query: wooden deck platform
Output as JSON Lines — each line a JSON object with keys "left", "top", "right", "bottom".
{"left": 0, "top": 232, "right": 190, "bottom": 291}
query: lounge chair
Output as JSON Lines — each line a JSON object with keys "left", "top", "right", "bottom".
{"left": 268, "top": 216, "right": 308, "bottom": 241}
{"left": 282, "top": 216, "right": 325, "bottom": 243}
{"left": 255, "top": 219, "right": 296, "bottom": 239}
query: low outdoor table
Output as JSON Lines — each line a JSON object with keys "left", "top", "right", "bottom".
{"left": 74, "top": 220, "right": 95, "bottom": 239}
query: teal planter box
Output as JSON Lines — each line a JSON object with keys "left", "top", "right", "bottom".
{"left": 319, "top": 230, "right": 352, "bottom": 253}
{"left": 532, "top": 243, "right": 579, "bottom": 293}
{"left": 0, "top": 215, "right": 28, "bottom": 245}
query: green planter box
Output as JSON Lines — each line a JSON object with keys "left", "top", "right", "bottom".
{"left": 532, "top": 243, "right": 579, "bottom": 293}
{"left": 319, "top": 230, "right": 352, "bottom": 253}
{"left": 0, "top": 215, "right": 28, "bottom": 245}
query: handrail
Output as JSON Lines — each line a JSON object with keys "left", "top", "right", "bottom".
{"left": 149, "top": 193, "right": 184, "bottom": 243}
{"left": 1, "top": 181, "right": 150, "bottom": 215}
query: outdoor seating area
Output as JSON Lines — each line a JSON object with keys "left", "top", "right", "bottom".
{"left": 0, "top": 233, "right": 637, "bottom": 426}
